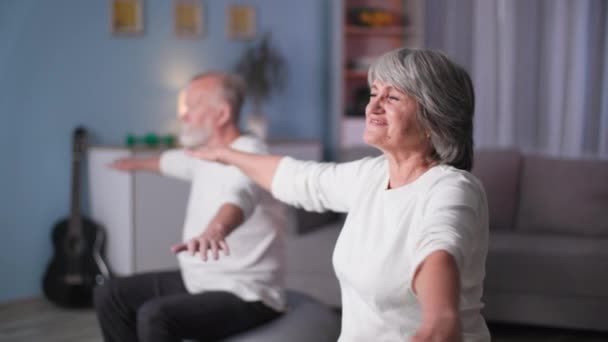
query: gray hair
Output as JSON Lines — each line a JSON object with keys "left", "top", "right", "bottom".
{"left": 191, "top": 72, "right": 247, "bottom": 123}
{"left": 368, "top": 48, "right": 475, "bottom": 171}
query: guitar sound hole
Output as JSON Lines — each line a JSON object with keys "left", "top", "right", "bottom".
{"left": 65, "top": 236, "right": 85, "bottom": 256}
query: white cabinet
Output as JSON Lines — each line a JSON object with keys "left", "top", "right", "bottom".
{"left": 88, "top": 140, "right": 322, "bottom": 276}
{"left": 88, "top": 148, "right": 189, "bottom": 276}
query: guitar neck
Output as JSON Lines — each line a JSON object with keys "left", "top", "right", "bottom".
{"left": 68, "top": 147, "right": 83, "bottom": 237}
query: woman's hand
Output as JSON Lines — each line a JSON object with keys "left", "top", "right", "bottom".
{"left": 186, "top": 146, "right": 228, "bottom": 164}
{"left": 170, "top": 223, "right": 230, "bottom": 261}
{"left": 410, "top": 313, "right": 462, "bottom": 342}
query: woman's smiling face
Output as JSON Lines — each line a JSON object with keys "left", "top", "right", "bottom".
{"left": 363, "top": 80, "right": 429, "bottom": 153}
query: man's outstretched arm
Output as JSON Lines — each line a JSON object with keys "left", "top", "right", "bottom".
{"left": 171, "top": 203, "right": 244, "bottom": 261}
{"left": 108, "top": 157, "right": 160, "bottom": 173}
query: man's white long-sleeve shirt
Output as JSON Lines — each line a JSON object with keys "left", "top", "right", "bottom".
{"left": 160, "top": 135, "right": 287, "bottom": 311}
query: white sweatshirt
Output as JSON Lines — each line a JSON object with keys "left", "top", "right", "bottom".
{"left": 160, "top": 135, "right": 287, "bottom": 311}
{"left": 272, "top": 155, "right": 490, "bottom": 341}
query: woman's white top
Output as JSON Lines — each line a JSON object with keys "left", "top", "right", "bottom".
{"left": 160, "top": 135, "right": 287, "bottom": 311}
{"left": 271, "top": 155, "right": 490, "bottom": 341}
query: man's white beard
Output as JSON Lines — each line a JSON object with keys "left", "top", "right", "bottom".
{"left": 179, "top": 124, "right": 210, "bottom": 148}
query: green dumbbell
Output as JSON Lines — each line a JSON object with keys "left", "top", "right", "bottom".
{"left": 125, "top": 133, "right": 176, "bottom": 148}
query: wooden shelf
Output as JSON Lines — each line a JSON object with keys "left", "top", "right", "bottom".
{"left": 332, "top": 0, "right": 425, "bottom": 151}
{"left": 345, "top": 25, "right": 410, "bottom": 36}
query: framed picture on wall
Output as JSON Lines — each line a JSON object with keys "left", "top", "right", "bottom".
{"left": 174, "top": 0, "right": 204, "bottom": 38}
{"left": 227, "top": 5, "right": 256, "bottom": 40}
{"left": 110, "top": 0, "right": 143, "bottom": 35}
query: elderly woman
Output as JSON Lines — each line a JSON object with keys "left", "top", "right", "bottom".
{"left": 188, "top": 48, "right": 490, "bottom": 341}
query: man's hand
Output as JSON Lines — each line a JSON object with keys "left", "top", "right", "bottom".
{"left": 107, "top": 157, "right": 160, "bottom": 172}
{"left": 108, "top": 158, "right": 138, "bottom": 171}
{"left": 410, "top": 313, "right": 462, "bottom": 342}
{"left": 170, "top": 223, "right": 231, "bottom": 261}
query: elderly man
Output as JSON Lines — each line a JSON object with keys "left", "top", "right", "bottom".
{"left": 94, "top": 72, "right": 287, "bottom": 342}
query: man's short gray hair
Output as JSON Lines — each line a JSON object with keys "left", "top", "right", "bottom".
{"left": 191, "top": 72, "right": 247, "bottom": 123}
{"left": 368, "top": 48, "right": 475, "bottom": 171}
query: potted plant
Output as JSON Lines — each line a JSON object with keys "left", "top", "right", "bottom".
{"left": 234, "top": 32, "right": 288, "bottom": 139}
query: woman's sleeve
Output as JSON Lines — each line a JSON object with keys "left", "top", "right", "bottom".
{"left": 270, "top": 157, "right": 366, "bottom": 213}
{"left": 408, "top": 175, "right": 486, "bottom": 284}
{"left": 159, "top": 149, "right": 195, "bottom": 181}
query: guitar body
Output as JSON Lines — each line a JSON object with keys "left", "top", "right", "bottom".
{"left": 43, "top": 217, "right": 107, "bottom": 308}
{"left": 42, "top": 127, "right": 111, "bottom": 308}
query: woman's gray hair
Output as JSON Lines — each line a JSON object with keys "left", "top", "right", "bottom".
{"left": 368, "top": 48, "right": 475, "bottom": 171}
{"left": 191, "top": 72, "right": 247, "bottom": 122}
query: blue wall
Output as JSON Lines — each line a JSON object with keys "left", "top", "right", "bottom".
{"left": 0, "top": 0, "right": 328, "bottom": 302}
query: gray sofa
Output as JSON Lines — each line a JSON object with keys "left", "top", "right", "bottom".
{"left": 473, "top": 149, "right": 608, "bottom": 332}
{"left": 284, "top": 147, "right": 608, "bottom": 332}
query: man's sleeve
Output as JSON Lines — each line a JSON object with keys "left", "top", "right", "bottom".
{"left": 159, "top": 149, "right": 194, "bottom": 181}
{"left": 218, "top": 167, "right": 262, "bottom": 220}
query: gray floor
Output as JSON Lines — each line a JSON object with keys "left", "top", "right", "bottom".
{"left": 1, "top": 297, "right": 607, "bottom": 342}
{"left": 0, "top": 297, "right": 101, "bottom": 342}
{"left": 487, "top": 323, "right": 608, "bottom": 342}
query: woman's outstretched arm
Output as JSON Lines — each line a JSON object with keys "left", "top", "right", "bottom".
{"left": 187, "top": 146, "right": 282, "bottom": 191}
{"left": 189, "top": 145, "right": 361, "bottom": 213}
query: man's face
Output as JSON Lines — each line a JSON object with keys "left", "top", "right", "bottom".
{"left": 177, "top": 78, "right": 222, "bottom": 148}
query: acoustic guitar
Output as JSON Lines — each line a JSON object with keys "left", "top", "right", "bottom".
{"left": 43, "top": 127, "right": 111, "bottom": 308}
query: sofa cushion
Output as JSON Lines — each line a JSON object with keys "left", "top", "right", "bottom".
{"left": 515, "top": 155, "right": 608, "bottom": 236}
{"left": 471, "top": 149, "right": 522, "bottom": 231}
{"left": 485, "top": 231, "right": 608, "bottom": 298}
